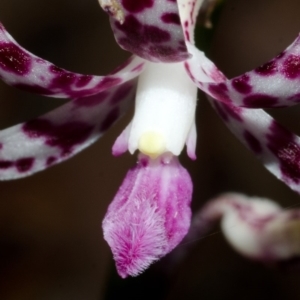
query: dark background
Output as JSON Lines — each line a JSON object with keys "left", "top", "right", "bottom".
{"left": 1, "top": 0, "right": 300, "bottom": 299}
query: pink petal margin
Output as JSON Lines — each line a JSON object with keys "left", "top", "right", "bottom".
{"left": 102, "top": 154, "right": 193, "bottom": 278}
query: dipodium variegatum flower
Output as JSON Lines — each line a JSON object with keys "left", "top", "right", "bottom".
{"left": 1, "top": 0, "right": 300, "bottom": 278}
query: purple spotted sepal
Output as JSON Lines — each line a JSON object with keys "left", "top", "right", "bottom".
{"left": 185, "top": 37, "right": 300, "bottom": 108}
{"left": 100, "top": 0, "right": 190, "bottom": 62}
{"left": 102, "top": 153, "right": 193, "bottom": 278}
{"left": 191, "top": 193, "right": 300, "bottom": 263}
{"left": 0, "top": 22, "right": 145, "bottom": 98}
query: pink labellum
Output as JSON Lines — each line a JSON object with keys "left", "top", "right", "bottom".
{"left": 101, "top": 0, "right": 190, "bottom": 62}
{"left": 0, "top": 22, "right": 145, "bottom": 98}
{"left": 102, "top": 154, "right": 193, "bottom": 278}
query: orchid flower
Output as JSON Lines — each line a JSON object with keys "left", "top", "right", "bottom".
{"left": 1, "top": 0, "right": 300, "bottom": 279}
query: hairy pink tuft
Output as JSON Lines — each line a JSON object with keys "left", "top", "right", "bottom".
{"left": 102, "top": 154, "right": 193, "bottom": 278}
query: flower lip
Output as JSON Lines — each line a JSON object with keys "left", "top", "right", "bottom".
{"left": 102, "top": 153, "right": 193, "bottom": 277}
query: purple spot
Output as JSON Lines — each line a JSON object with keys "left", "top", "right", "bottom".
{"left": 267, "top": 121, "right": 300, "bottom": 183}
{"left": 231, "top": 202, "right": 274, "bottom": 230}
{"left": 208, "top": 83, "right": 229, "bottom": 102}
{"left": 210, "top": 67, "right": 226, "bottom": 82}
{"left": 178, "top": 45, "right": 187, "bottom": 52}
{"left": 0, "top": 43, "right": 31, "bottom": 75}
{"left": 221, "top": 102, "right": 243, "bottom": 122}
{"left": 117, "top": 15, "right": 170, "bottom": 47}
{"left": 161, "top": 13, "right": 181, "bottom": 25}
{"left": 184, "top": 30, "right": 190, "bottom": 42}
{"left": 74, "top": 91, "right": 109, "bottom": 107}
{"left": 288, "top": 93, "right": 300, "bottom": 102}
{"left": 282, "top": 55, "right": 300, "bottom": 79}
{"left": 16, "top": 158, "right": 34, "bottom": 173}
{"left": 244, "top": 130, "right": 262, "bottom": 154}
{"left": 49, "top": 66, "right": 77, "bottom": 88}
{"left": 184, "top": 62, "right": 195, "bottom": 81}
{"left": 213, "top": 101, "right": 243, "bottom": 122}
{"left": 23, "top": 119, "right": 93, "bottom": 156}
{"left": 24, "top": 119, "right": 53, "bottom": 139}
{"left": 0, "top": 160, "right": 13, "bottom": 169}
{"left": 100, "top": 108, "right": 120, "bottom": 132}
{"left": 121, "top": 0, "right": 154, "bottom": 12}
{"left": 243, "top": 94, "right": 278, "bottom": 108}
{"left": 143, "top": 26, "right": 171, "bottom": 44}
{"left": 113, "top": 14, "right": 188, "bottom": 62}
{"left": 190, "top": 1, "right": 197, "bottom": 24}
{"left": 46, "top": 156, "right": 57, "bottom": 166}
{"left": 148, "top": 45, "right": 177, "bottom": 58}
{"left": 75, "top": 75, "right": 93, "bottom": 88}
{"left": 139, "top": 157, "right": 149, "bottom": 167}
{"left": 115, "top": 16, "right": 141, "bottom": 40}
{"left": 110, "top": 83, "right": 134, "bottom": 105}
{"left": 232, "top": 74, "right": 252, "bottom": 94}
{"left": 131, "top": 63, "right": 144, "bottom": 73}
{"left": 255, "top": 61, "right": 278, "bottom": 76}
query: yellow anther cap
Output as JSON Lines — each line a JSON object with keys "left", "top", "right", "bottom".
{"left": 138, "top": 132, "right": 166, "bottom": 159}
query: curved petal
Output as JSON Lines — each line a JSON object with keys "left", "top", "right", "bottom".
{"left": 189, "top": 193, "right": 300, "bottom": 263}
{"left": 0, "top": 79, "right": 137, "bottom": 180}
{"left": 186, "top": 39, "right": 300, "bottom": 108}
{"left": 0, "top": 22, "right": 145, "bottom": 98}
{"left": 99, "top": 0, "right": 190, "bottom": 62}
{"left": 178, "top": 0, "right": 205, "bottom": 45}
{"left": 209, "top": 96, "right": 300, "bottom": 195}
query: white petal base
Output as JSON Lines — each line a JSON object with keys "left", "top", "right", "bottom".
{"left": 128, "top": 61, "right": 198, "bottom": 157}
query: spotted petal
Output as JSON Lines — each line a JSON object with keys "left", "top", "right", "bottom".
{"left": 186, "top": 39, "right": 300, "bottom": 108}
{"left": 0, "top": 22, "right": 145, "bottom": 98}
{"left": 183, "top": 40, "right": 300, "bottom": 194}
{"left": 210, "top": 97, "right": 300, "bottom": 195}
{"left": 99, "top": 0, "right": 190, "bottom": 62}
{"left": 0, "top": 79, "right": 136, "bottom": 180}
{"left": 178, "top": 0, "right": 205, "bottom": 45}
